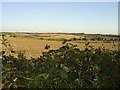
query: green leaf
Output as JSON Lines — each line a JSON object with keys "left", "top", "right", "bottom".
{"left": 5, "top": 65, "right": 11, "bottom": 71}
{"left": 2, "top": 75, "right": 7, "bottom": 79}
{"left": 60, "top": 70, "right": 68, "bottom": 78}
{"left": 95, "top": 59, "right": 102, "bottom": 63}
{"left": 63, "top": 66, "right": 70, "bottom": 72}
{"left": 55, "top": 63, "right": 59, "bottom": 68}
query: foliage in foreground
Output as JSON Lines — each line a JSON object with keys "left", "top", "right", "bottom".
{"left": 1, "top": 37, "right": 120, "bottom": 88}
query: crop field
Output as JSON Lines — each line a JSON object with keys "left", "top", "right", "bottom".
{"left": 2, "top": 2, "right": 120, "bottom": 88}
{"left": 1, "top": 33, "right": 119, "bottom": 59}
{"left": 1, "top": 32, "right": 120, "bottom": 88}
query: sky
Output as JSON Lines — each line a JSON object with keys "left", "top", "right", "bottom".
{"left": 2, "top": 2, "right": 118, "bottom": 34}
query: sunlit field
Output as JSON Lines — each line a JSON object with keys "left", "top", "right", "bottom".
{"left": 1, "top": 33, "right": 119, "bottom": 59}
{"left": 1, "top": 32, "right": 120, "bottom": 88}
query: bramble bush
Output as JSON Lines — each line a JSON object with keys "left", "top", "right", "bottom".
{"left": 1, "top": 36, "right": 120, "bottom": 88}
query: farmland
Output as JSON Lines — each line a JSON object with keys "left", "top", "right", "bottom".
{"left": 1, "top": 32, "right": 119, "bottom": 59}
{"left": 1, "top": 32, "right": 120, "bottom": 88}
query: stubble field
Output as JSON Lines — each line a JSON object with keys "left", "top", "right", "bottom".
{"left": 2, "top": 33, "right": 119, "bottom": 59}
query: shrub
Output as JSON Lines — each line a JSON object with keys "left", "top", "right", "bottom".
{"left": 1, "top": 41, "right": 120, "bottom": 88}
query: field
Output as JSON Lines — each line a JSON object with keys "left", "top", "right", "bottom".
{"left": 1, "top": 32, "right": 120, "bottom": 88}
{"left": 1, "top": 33, "right": 119, "bottom": 59}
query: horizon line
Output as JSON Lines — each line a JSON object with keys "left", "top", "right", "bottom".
{"left": 0, "top": 31, "right": 119, "bottom": 35}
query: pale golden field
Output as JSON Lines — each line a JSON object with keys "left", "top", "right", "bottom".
{"left": 1, "top": 33, "right": 119, "bottom": 59}
{"left": 14, "top": 33, "right": 83, "bottom": 39}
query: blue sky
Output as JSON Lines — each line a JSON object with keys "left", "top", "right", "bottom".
{"left": 2, "top": 2, "right": 118, "bottom": 34}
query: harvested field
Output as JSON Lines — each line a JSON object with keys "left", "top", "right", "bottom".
{"left": 38, "top": 34, "right": 81, "bottom": 39}
{"left": 2, "top": 37, "right": 62, "bottom": 59}
{"left": 2, "top": 34, "right": 119, "bottom": 59}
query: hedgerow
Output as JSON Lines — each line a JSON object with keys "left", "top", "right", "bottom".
{"left": 1, "top": 35, "right": 120, "bottom": 88}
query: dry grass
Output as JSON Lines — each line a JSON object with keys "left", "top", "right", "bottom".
{"left": 38, "top": 34, "right": 81, "bottom": 39}
{"left": 15, "top": 33, "right": 81, "bottom": 39}
{"left": 2, "top": 37, "right": 63, "bottom": 59}
{"left": 1, "top": 34, "right": 119, "bottom": 59}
